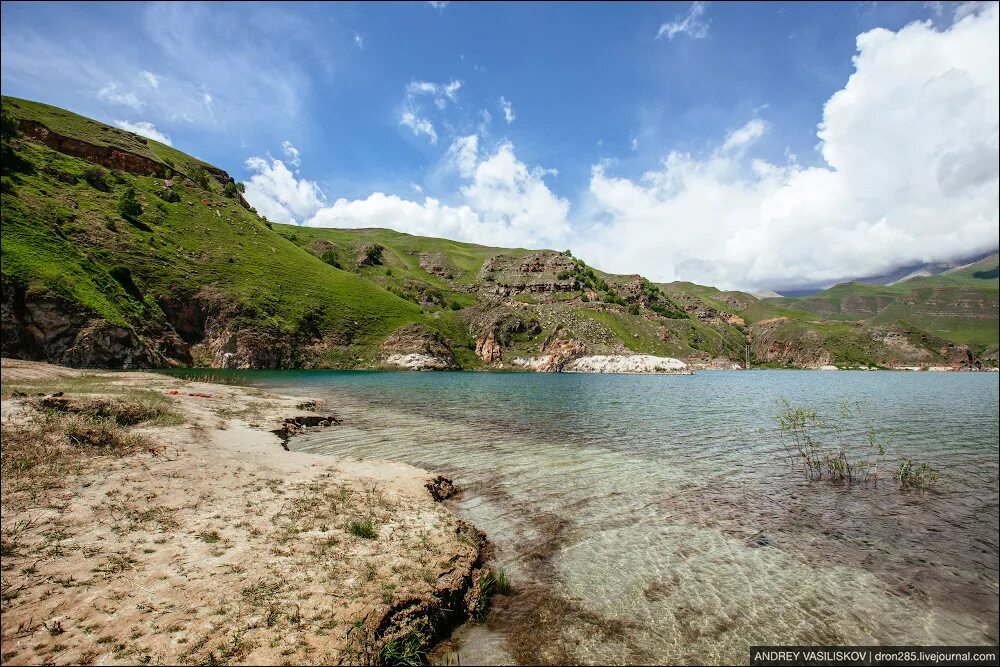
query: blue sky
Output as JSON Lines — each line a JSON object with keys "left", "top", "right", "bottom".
{"left": 2, "top": 1, "right": 997, "bottom": 290}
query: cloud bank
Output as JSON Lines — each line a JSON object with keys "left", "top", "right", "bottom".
{"left": 243, "top": 6, "right": 998, "bottom": 290}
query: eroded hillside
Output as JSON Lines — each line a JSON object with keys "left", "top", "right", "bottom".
{"left": 2, "top": 96, "right": 996, "bottom": 371}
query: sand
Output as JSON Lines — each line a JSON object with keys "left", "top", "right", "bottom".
{"left": 0, "top": 359, "right": 488, "bottom": 666}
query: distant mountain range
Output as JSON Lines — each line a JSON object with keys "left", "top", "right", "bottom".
{"left": 2, "top": 96, "right": 997, "bottom": 371}
{"left": 773, "top": 251, "right": 999, "bottom": 297}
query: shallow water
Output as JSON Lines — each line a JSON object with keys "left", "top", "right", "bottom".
{"left": 193, "top": 369, "right": 999, "bottom": 664}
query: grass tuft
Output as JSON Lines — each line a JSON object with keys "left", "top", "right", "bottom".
{"left": 347, "top": 519, "right": 377, "bottom": 540}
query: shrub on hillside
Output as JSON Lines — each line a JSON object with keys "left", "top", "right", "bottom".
{"left": 117, "top": 186, "right": 143, "bottom": 219}
{"left": 189, "top": 167, "right": 210, "bottom": 189}
{"left": 83, "top": 165, "right": 109, "bottom": 190}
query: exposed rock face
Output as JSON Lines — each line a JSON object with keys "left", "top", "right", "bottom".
{"left": 380, "top": 323, "right": 457, "bottom": 370}
{"left": 514, "top": 336, "right": 587, "bottom": 372}
{"left": 469, "top": 310, "right": 541, "bottom": 364}
{"left": 564, "top": 354, "right": 689, "bottom": 374}
{"left": 419, "top": 251, "right": 454, "bottom": 279}
{"left": 478, "top": 251, "right": 578, "bottom": 298}
{"left": 19, "top": 120, "right": 168, "bottom": 177}
{"left": 475, "top": 334, "right": 503, "bottom": 363}
{"left": 356, "top": 243, "right": 384, "bottom": 267}
{"left": 1, "top": 274, "right": 162, "bottom": 369}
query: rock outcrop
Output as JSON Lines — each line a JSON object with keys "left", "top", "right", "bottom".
{"left": 1, "top": 274, "right": 163, "bottom": 369}
{"left": 380, "top": 323, "right": 457, "bottom": 370}
{"left": 564, "top": 354, "right": 689, "bottom": 374}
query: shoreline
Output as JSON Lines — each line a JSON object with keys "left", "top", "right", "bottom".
{"left": 0, "top": 358, "right": 495, "bottom": 665}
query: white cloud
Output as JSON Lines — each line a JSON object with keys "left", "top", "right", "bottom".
{"left": 427, "top": 1, "right": 449, "bottom": 10}
{"left": 354, "top": 32, "right": 365, "bottom": 50}
{"left": 582, "top": 5, "right": 999, "bottom": 289}
{"left": 141, "top": 70, "right": 160, "bottom": 89}
{"left": 406, "top": 79, "right": 462, "bottom": 108}
{"left": 399, "top": 110, "right": 438, "bottom": 144}
{"left": 498, "top": 96, "right": 515, "bottom": 124}
{"left": 721, "top": 118, "right": 767, "bottom": 152}
{"left": 281, "top": 140, "right": 301, "bottom": 168}
{"left": 410, "top": 182, "right": 424, "bottom": 194}
{"left": 242, "top": 4, "right": 997, "bottom": 292}
{"left": 244, "top": 134, "right": 570, "bottom": 249}
{"left": 656, "top": 1, "right": 710, "bottom": 41}
{"left": 98, "top": 82, "right": 144, "bottom": 110}
{"left": 630, "top": 137, "right": 639, "bottom": 151}
{"left": 243, "top": 156, "right": 326, "bottom": 224}
{"left": 113, "top": 119, "right": 172, "bottom": 145}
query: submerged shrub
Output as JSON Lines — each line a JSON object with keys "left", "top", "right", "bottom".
{"left": 894, "top": 460, "right": 939, "bottom": 489}
{"left": 775, "top": 399, "right": 889, "bottom": 487}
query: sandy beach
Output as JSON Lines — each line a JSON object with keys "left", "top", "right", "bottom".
{"left": 0, "top": 359, "right": 494, "bottom": 666}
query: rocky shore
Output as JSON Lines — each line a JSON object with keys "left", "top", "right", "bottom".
{"left": 0, "top": 359, "right": 495, "bottom": 665}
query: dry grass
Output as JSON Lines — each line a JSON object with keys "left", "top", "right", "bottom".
{"left": 0, "top": 361, "right": 485, "bottom": 666}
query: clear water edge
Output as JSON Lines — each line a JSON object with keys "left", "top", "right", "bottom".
{"left": 168, "top": 369, "right": 1000, "bottom": 665}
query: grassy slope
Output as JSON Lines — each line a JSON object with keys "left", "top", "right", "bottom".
{"left": 2, "top": 97, "right": 431, "bottom": 362}
{"left": 764, "top": 255, "right": 999, "bottom": 348}
{"left": 282, "top": 225, "right": 747, "bottom": 360}
{"left": 3, "top": 96, "right": 996, "bottom": 368}
{"left": 3, "top": 96, "right": 213, "bottom": 177}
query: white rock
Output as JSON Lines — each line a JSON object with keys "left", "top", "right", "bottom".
{"left": 383, "top": 353, "right": 450, "bottom": 370}
{"left": 564, "top": 354, "right": 688, "bottom": 374}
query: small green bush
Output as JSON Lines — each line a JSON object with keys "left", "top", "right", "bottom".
{"left": 117, "top": 186, "right": 142, "bottom": 219}
{"left": 83, "top": 165, "right": 109, "bottom": 190}
{"left": 189, "top": 167, "right": 210, "bottom": 189}
{"left": 347, "top": 518, "right": 376, "bottom": 539}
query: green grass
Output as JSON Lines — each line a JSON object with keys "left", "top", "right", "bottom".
{"left": 3, "top": 94, "right": 994, "bottom": 370}
{"left": 346, "top": 519, "right": 376, "bottom": 539}
{"left": 3, "top": 96, "right": 435, "bottom": 357}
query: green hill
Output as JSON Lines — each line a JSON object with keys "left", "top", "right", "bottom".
{"left": 2, "top": 96, "right": 996, "bottom": 370}
{"left": 764, "top": 254, "right": 999, "bottom": 348}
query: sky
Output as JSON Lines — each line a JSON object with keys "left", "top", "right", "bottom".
{"left": 1, "top": 1, "right": 997, "bottom": 291}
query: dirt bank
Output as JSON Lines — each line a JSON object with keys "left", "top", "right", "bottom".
{"left": 0, "top": 359, "right": 494, "bottom": 665}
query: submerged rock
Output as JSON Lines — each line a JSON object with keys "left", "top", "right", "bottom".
{"left": 425, "top": 475, "right": 460, "bottom": 501}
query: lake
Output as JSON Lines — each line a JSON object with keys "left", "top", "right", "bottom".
{"left": 214, "top": 369, "right": 999, "bottom": 664}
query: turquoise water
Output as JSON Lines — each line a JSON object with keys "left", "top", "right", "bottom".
{"left": 183, "top": 369, "right": 1000, "bottom": 664}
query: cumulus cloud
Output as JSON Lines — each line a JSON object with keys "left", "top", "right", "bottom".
{"left": 582, "top": 5, "right": 999, "bottom": 289}
{"left": 243, "top": 134, "right": 569, "bottom": 249}
{"left": 426, "top": 1, "right": 449, "bottom": 10}
{"left": 98, "top": 82, "right": 144, "bottom": 110}
{"left": 243, "top": 156, "right": 326, "bottom": 224}
{"left": 305, "top": 136, "right": 569, "bottom": 248}
{"left": 656, "top": 1, "right": 710, "bottom": 41}
{"left": 246, "top": 5, "right": 997, "bottom": 292}
{"left": 354, "top": 32, "right": 365, "bottom": 50}
{"left": 399, "top": 110, "right": 438, "bottom": 144}
{"left": 499, "top": 96, "right": 515, "bottom": 124}
{"left": 113, "top": 119, "right": 172, "bottom": 145}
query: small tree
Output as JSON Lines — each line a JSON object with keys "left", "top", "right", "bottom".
{"left": 189, "top": 167, "right": 210, "bottom": 189}
{"left": 117, "top": 186, "right": 142, "bottom": 219}
{"left": 224, "top": 181, "right": 239, "bottom": 197}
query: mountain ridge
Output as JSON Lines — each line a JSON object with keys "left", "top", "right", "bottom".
{"left": 2, "top": 96, "right": 997, "bottom": 371}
